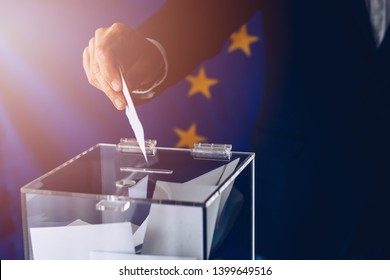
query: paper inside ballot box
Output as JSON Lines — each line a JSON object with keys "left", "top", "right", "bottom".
{"left": 29, "top": 158, "right": 239, "bottom": 259}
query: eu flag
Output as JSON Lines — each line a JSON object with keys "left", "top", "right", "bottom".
{"left": 0, "top": 0, "right": 263, "bottom": 259}
{"left": 138, "top": 13, "right": 263, "bottom": 152}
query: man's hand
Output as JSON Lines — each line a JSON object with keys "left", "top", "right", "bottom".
{"left": 83, "top": 23, "right": 165, "bottom": 110}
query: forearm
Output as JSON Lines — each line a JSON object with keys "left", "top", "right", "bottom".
{"left": 137, "top": 0, "right": 258, "bottom": 94}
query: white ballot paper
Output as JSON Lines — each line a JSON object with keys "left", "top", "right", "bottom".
{"left": 30, "top": 221, "right": 134, "bottom": 259}
{"left": 143, "top": 159, "right": 240, "bottom": 259}
{"left": 121, "top": 72, "right": 148, "bottom": 163}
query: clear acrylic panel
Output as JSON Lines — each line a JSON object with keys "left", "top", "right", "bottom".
{"left": 21, "top": 142, "right": 254, "bottom": 260}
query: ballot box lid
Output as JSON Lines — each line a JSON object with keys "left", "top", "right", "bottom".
{"left": 21, "top": 140, "right": 254, "bottom": 207}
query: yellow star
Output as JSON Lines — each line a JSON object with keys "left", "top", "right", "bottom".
{"left": 185, "top": 67, "right": 218, "bottom": 99}
{"left": 228, "top": 24, "right": 259, "bottom": 56}
{"left": 174, "top": 123, "right": 207, "bottom": 148}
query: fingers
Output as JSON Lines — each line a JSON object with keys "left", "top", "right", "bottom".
{"left": 95, "top": 24, "right": 124, "bottom": 92}
{"left": 94, "top": 43, "right": 122, "bottom": 93}
{"left": 83, "top": 22, "right": 163, "bottom": 110}
{"left": 93, "top": 25, "right": 124, "bottom": 96}
{"left": 83, "top": 27, "right": 126, "bottom": 110}
{"left": 103, "top": 82, "right": 127, "bottom": 110}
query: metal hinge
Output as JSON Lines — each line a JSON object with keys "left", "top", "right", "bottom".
{"left": 191, "top": 143, "right": 232, "bottom": 160}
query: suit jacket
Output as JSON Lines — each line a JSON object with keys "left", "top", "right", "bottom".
{"left": 137, "top": 0, "right": 390, "bottom": 259}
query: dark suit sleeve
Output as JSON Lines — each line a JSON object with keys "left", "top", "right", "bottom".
{"left": 136, "top": 0, "right": 258, "bottom": 95}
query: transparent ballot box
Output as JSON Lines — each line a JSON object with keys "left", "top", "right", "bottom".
{"left": 21, "top": 139, "right": 255, "bottom": 260}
